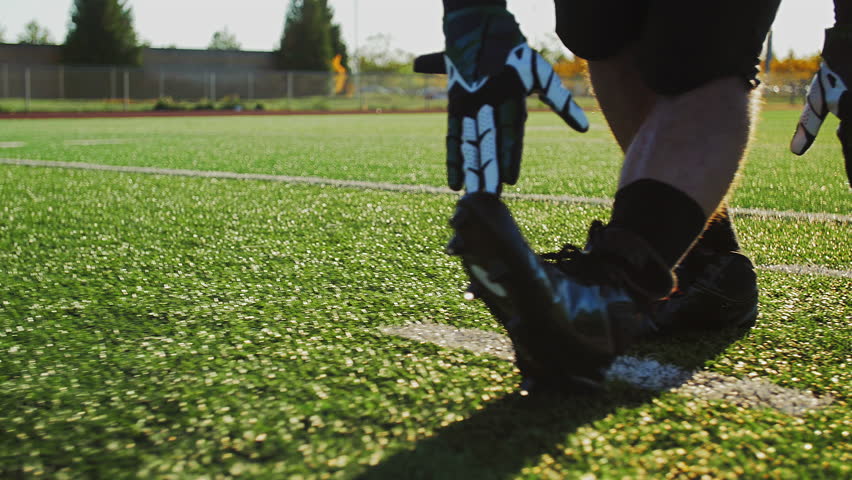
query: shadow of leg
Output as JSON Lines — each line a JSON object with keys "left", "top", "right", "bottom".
{"left": 357, "top": 385, "right": 655, "bottom": 480}
{"left": 360, "top": 322, "right": 758, "bottom": 479}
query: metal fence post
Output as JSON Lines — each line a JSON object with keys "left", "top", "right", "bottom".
{"left": 58, "top": 66, "right": 65, "bottom": 99}
{"left": 2, "top": 64, "right": 8, "bottom": 98}
{"left": 424, "top": 75, "right": 429, "bottom": 110}
{"left": 110, "top": 68, "right": 117, "bottom": 99}
{"left": 287, "top": 71, "right": 293, "bottom": 100}
{"left": 123, "top": 70, "right": 130, "bottom": 111}
{"left": 356, "top": 72, "right": 362, "bottom": 110}
{"left": 210, "top": 72, "right": 216, "bottom": 102}
{"left": 159, "top": 70, "right": 165, "bottom": 98}
{"left": 25, "top": 67, "right": 31, "bottom": 112}
{"left": 248, "top": 72, "right": 254, "bottom": 101}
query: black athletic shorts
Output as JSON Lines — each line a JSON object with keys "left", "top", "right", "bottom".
{"left": 554, "top": 0, "right": 781, "bottom": 94}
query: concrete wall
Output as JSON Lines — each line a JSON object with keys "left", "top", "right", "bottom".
{"left": 143, "top": 48, "right": 276, "bottom": 71}
{"left": 0, "top": 44, "right": 61, "bottom": 65}
{"left": 0, "top": 44, "right": 277, "bottom": 71}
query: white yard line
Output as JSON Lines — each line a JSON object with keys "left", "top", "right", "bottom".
{"left": 3, "top": 158, "right": 849, "bottom": 223}
{"left": 758, "top": 264, "right": 852, "bottom": 279}
{"left": 0, "top": 158, "right": 845, "bottom": 222}
{"left": 0, "top": 142, "right": 26, "bottom": 148}
{"left": 2, "top": 158, "right": 851, "bottom": 278}
{"left": 380, "top": 323, "right": 834, "bottom": 416}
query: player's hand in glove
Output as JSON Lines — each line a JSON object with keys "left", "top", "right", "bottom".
{"left": 791, "top": 26, "right": 852, "bottom": 187}
{"left": 440, "top": 5, "right": 589, "bottom": 193}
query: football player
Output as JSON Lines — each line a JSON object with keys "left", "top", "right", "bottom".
{"left": 429, "top": 0, "right": 848, "bottom": 393}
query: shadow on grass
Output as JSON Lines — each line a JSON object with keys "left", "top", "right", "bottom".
{"left": 358, "top": 386, "right": 653, "bottom": 480}
{"left": 359, "top": 325, "right": 754, "bottom": 480}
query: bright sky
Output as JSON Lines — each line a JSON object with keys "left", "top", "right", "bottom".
{"left": 0, "top": 0, "right": 835, "bottom": 58}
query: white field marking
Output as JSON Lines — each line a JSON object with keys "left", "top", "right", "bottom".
{"left": 64, "top": 139, "right": 131, "bottom": 146}
{"left": 757, "top": 264, "right": 852, "bottom": 279}
{"left": 0, "top": 142, "right": 26, "bottom": 148}
{"left": 380, "top": 323, "right": 833, "bottom": 416}
{"left": 1, "top": 157, "right": 850, "bottom": 224}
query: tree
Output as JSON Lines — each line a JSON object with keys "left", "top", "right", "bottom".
{"left": 62, "top": 0, "right": 142, "bottom": 66}
{"left": 0, "top": 24, "right": 6, "bottom": 43}
{"left": 277, "top": 0, "right": 346, "bottom": 71}
{"left": 208, "top": 27, "right": 241, "bottom": 51}
{"left": 534, "top": 34, "right": 569, "bottom": 65}
{"left": 553, "top": 56, "right": 588, "bottom": 78}
{"left": 329, "top": 23, "right": 348, "bottom": 71}
{"left": 769, "top": 50, "right": 821, "bottom": 80}
{"left": 18, "top": 20, "right": 53, "bottom": 45}
{"left": 356, "top": 34, "right": 414, "bottom": 73}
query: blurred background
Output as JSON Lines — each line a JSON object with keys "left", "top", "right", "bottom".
{"left": 0, "top": 0, "right": 834, "bottom": 113}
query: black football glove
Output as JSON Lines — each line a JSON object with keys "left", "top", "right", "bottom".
{"left": 791, "top": 26, "right": 852, "bottom": 188}
{"left": 440, "top": 6, "right": 588, "bottom": 193}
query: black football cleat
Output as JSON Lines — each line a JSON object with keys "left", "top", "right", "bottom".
{"left": 650, "top": 249, "right": 759, "bottom": 334}
{"left": 448, "top": 193, "right": 670, "bottom": 394}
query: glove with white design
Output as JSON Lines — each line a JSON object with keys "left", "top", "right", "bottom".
{"left": 442, "top": 6, "right": 588, "bottom": 193}
{"left": 790, "top": 26, "right": 852, "bottom": 187}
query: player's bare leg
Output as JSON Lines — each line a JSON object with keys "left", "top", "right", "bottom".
{"left": 617, "top": 76, "right": 751, "bottom": 216}
{"left": 588, "top": 53, "right": 760, "bottom": 333}
{"left": 586, "top": 47, "right": 655, "bottom": 151}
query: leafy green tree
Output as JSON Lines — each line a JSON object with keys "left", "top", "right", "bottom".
{"left": 17, "top": 20, "right": 53, "bottom": 45}
{"left": 0, "top": 24, "right": 7, "bottom": 43}
{"left": 62, "top": 0, "right": 142, "bottom": 66}
{"left": 277, "top": 0, "right": 346, "bottom": 71}
{"left": 329, "top": 23, "right": 348, "bottom": 71}
{"left": 356, "top": 34, "right": 413, "bottom": 73}
{"left": 208, "top": 27, "right": 241, "bottom": 51}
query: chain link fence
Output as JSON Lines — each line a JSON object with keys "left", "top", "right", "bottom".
{"left": 0, "top": 64, "right": 808, "bottom": 112}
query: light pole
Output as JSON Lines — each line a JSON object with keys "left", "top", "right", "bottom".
{"left": 354, "top": 0, "right": 358, "bottom": 63}
{"left": 354, "top": 0, "right": 362, "bottom": 109}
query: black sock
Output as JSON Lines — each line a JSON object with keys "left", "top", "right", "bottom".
{"left": 692, "top": 206, "right": 740, "bottom": 253}
{"left": 609, "top": 179, "right": 707, "bottom": 268}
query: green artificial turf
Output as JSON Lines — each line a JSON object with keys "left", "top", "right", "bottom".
{"left": 0, "top": 109, "right": 848, "bottom": 214}
{"left": 0, "top": 161, "right": 849, "bottom": 479}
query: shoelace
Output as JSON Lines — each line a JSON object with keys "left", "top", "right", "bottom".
{"left": 539, "top": 242, "right": 628, "bottom": 287}
{"left": 669, "top": 248, "right": 718, "bottom": 297}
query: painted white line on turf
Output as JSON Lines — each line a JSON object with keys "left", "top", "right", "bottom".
{"left": 382, "top": 323, "right": 516, "bottom": 361}
{"left": 757, "top": 264, "right": 852, "bottom": 279}
{"left": 380, "top": 323, "right": 834, "bottom": 416}
{"left": 64, "top": 139, "right": 131, "bottom": 146}
{"left": 0, "top": 142, "right": 26, "bottom": 148}
{"left": 1, "top": 157, "right": 850, "bottom": 224}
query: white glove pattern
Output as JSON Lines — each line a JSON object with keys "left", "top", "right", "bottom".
{"left": 791, "top": 62, "right": 848, "bottom": 155}
{"left": 445, "top": 43, "right": 589, "bottom": 194}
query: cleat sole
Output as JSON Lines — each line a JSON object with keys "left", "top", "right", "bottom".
{"left": 448, "top": 192, "right": 615, "bottom": 389}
